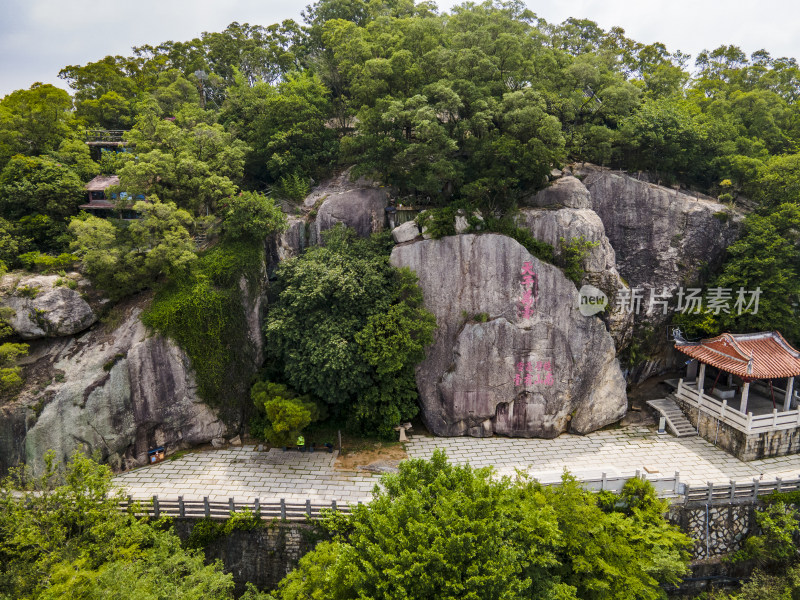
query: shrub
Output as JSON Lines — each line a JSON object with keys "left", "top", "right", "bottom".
{"left": 184, "top": 509, "right": 263, "bottom": 549}
{"left": 558, "top": 235, "right": 599, "bottom": 285}
{"left": 219, "top": 191, "right": 287, "bottom": 242}
{"left": 18, "top": 251, "right": 78, "bottom": 273}
{"left": 250, "top": 381, "right": 326, "bottom": 447}
{"left": 276, "top": 172, "right": 311, "bottom": 202}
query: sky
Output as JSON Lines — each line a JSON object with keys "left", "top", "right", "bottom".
{"left": 2, "top": 0, "right": 800, "bottom": 98}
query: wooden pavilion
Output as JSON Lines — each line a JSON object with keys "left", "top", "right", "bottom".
{"left": 671, "top": 330, "right": 800, "bottom": 459}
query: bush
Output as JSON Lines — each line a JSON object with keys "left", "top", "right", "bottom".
{"left": 276, "top": 173, "right": 311, "bottom": 202}
{"left": 485, "top": 214, "right": 555, "bottom": 263}
{"left": 250, "top": 381, "right": 326, "bottom": 447}
{"left": 184, "top": 509, "right": 262, "bottom": 549}
{"left": 18, "top": 251, "right": 77, "bottom": 273}
{"left": 219, "top": 191, "right": 287, "bottom": 242}
{"left": 558, "top": 235, "right": 599, "bottom": 285}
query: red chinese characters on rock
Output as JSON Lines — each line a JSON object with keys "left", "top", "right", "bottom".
{"left": 518, "top": 261, "right": 538, "bottom": 320}
{"left": 514, "top": 360, "right": 554, "bottom": 387}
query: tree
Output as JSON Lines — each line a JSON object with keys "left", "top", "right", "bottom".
{"left": 0, "top": 84, "right": 75, "bottom": 169}
{"left": 118, "top": 105, "right": 249, "bottom": 213}
{"left": 265, "top": 227, "right": 436, "bottom": 436}
{"left": 250, "top": 381, "right": 324, "bottom": 447}
{"left": 220, "top": 191, "right": 287, "bottom": 242}
{"left": 249, "top": 73, "right": 339, "bottom": 182}
{"left": 0, "top": 451, "right": 235, "bottom": 599}
{"left": 276, "top": 451, "right": 691, "bottom": 600}
{"left": 69, "top": 199, "right": 197, "bottom": 299}
{"left": 676, "top": 204, "right": 800, "bottom": 343}
{"left": 0, "top": 218, "right": 21, "bottom": 267}
{"left": 0, "top": 155, "right": 85, "bottom": 221}
{"left": 756, "top": 153, "right": 800, "bottom": 208}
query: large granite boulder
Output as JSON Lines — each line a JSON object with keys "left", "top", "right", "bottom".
{"left": 14, "top": 304, "right": 227, "bottom": 475}
{"left": 517, "top": 188, "right": 633, "bottom": 350}
{"left": 0, "top": 274, "right": 97, "bottom": 339}
{"left": 390, "top": 234, "right": 626, "bottom": 438}
{"left": 521, "top": 175, "right": 591, "bottom": 209}
{"left": 579, "top": 165, "right": 741, "bottom": 301}
{"left": 310, "top": 187, "right": 389, "bottom": 245}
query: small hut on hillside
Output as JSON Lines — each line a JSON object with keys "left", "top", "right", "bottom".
{"left": 80, "top": 175, "right": 144, "bottom": 219}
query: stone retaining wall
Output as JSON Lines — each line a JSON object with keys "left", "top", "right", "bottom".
{"left": 668, "top": 502, "right": 755, "bottom": 559}
{"left": 172, "top": 520, "right": 318, "bottom": 595}
{"left": 673, "top": 394, "right": 800, "bottom": 460}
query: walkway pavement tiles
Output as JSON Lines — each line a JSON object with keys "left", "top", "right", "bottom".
{"left": 114, "top": 426, "right": 800, "bottom": 503}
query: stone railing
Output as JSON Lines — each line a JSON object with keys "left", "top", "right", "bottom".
{"left": 682, "top": 476, "right": 800, "bottom": 507}
{"left": 121, "top": 496, "right": 352, "bottom": 521}
{"left": 676, "top": 379, "right": 800, "bottom": 433}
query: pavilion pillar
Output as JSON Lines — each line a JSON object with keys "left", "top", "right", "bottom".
{"left": 740, "top": 382, "right": 751, "bottom": 414}
{"left": 784, "top": 377, "right": 795, "bottom": 412}
{"left": 697, "top": 363, "right": 706, "bottom": 394}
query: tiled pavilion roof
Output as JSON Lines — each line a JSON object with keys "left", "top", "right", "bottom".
{"left": 675, "top": 331, "right": 800, "bottom": 380}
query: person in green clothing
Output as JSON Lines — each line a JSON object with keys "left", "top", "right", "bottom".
{"left": 297, "top": 435, "right": 305, "bottom": 452}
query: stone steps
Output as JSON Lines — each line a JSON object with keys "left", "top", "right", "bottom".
{"left": 646, "top": 397, "right": 698, "bottom": 437}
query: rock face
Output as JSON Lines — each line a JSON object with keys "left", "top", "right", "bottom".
{"left": 266, "top": 218, "right": 307, "bottom": 270}
{"left": 579, "top": 165, "right": 740, "bottom": 300}
{"left": 391, "top": 220, "right": 421, "bottom": 244}
{"left": 0, "top": 274, "right": 97, "bottom": 339}
{"left": 310, "top": 187, "right": 389, "bottom": 245}
{"left": 11, "top": 304, "right": 226, "bottom": 475}
{"left": 517, "top": 197, "right": 632, "bottom": 348}
{"left": 521, "top": 175, "right": 591, "bottom": 209}
{"left": 390, "top": 234, "right": 627, "bottom": 438}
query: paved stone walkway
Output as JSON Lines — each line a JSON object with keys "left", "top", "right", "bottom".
{"left": 114, "top": 448, "right": 379, "bottom": 503}
{"left": 115, "top": 426, "right": 800, "bottom": 502}
{"left": 405, "top": 427, "right": 800, "bottom": 485}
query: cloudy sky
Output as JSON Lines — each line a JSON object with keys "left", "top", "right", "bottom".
{"left": 2, "top": 0, "right": 800, "bottom": 98}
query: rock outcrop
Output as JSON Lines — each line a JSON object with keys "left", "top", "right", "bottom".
{"left": 390, "top": 234, "right": 627, "bottom": 438}
{"left": 517, "top": 181, "right": 632, "bottom": 348}
{"left": 6, "top": 302, "right": 227, "bottom": 475}
{"left": 579, "top": 165, "right": 741, "bottom": 302}
{"left": 310, "top": 187, "right": 389, "bottom": 245}
{"left": 392, "top": 220, "right": 421, "bottom": 244}
{"left": 0, "top": 274, "right": 98, "bottom": 339}
{"left": 521, "top": 175, "right": 591, "bottom": 209}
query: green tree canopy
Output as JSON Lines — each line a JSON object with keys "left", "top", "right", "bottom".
{"left": 0, "top": 155, "right": 85, "bottom": 221}
{"left": 265, "top": 226, "right": 436, "bottom": 436}
{"left": 0, "top": 84, "right": 75, "bottom": 169}
{"left": 219, "top": 191, "right": 287, "bottom": 242}
{"left": 0, "top": 451, "right": 235, "bottom": 600}
{"left": 276, "top": 450, "right": 691, "bottom": 600}
{"left": 68, "top": 199, "right": 197, "bottom": 299}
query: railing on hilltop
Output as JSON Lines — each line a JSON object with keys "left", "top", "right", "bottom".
{"left": 85, "top": 130, "right": 128, "bottom": 143}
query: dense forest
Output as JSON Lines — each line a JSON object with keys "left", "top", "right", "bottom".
{"left": 2, "top": 0, "right": 800, "bottom": 598}
{"left": 1, "top": 0, "right": 799, "bottom": 333}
